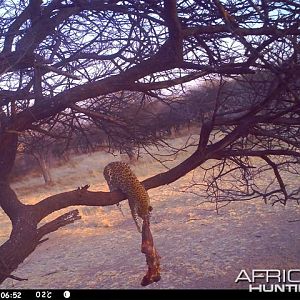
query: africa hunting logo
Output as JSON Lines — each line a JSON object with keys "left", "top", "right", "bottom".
{"left": 235, "top": 269, "right": 300, "bottom": 292}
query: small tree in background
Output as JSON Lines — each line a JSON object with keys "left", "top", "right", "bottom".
{"left": 19, "top": 131, "right": 55, "bottom": 184}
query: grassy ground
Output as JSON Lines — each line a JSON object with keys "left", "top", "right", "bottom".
{"left": 1, "top": 134, "right": 300, "bottom": 289}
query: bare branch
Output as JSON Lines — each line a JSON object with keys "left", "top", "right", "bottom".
{"left": 37, "top": 209, "right": 82, "bottom": 238}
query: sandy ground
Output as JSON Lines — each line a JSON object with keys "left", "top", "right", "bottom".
{"left": 0, "top": 136, "right": 300, "bottom": 289}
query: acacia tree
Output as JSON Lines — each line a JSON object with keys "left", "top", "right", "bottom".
{"left": 0, "top": 0, "right": 300, "bottom": 286}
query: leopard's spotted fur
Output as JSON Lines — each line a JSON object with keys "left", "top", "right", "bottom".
{"left": 103, "top": 161, "right": 152, "bottom": 233}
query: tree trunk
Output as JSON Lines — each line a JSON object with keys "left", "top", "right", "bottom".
{"left": 0, "top": 133, "right": 44, "bottom": 284}
{"left": 0, "top": 132, "right": 36, "bottom": 283}
{"left": 35, "top": 153, "right": 53, "bottom": 185}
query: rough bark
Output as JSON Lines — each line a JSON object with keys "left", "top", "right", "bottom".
{"left": 0, "top": 133, "right": 18, "bottom": 182}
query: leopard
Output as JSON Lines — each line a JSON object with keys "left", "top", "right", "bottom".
{"left": 103, "top": 161, "right": 152, "bottom": 233}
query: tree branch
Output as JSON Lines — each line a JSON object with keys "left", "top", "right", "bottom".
{"left": 261, "top": 155, "right": 288, "bottom": 204}
{"left": 36, "top": 63, "right": 81, "bottom": 80}
{"left": 215, "top": 149, "right": 300, "bottom": 159}
{"left": 183, "top": 25, "right": 300, "bottom": 38}
{"left": 70, "top": 104, "right": 127, "bottom": 126}
{"left": 128, "top": 71, "right": 209, "bottom": 91}
{"left": 37, "top": 209, "right": 81, "bottom": 239}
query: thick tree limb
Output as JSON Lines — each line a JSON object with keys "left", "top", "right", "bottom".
{"left": 0, "top": 133, "right": 18, "bottom": 181}
{"left": 32, "top": 148, "right": 207, "bottom": 222}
